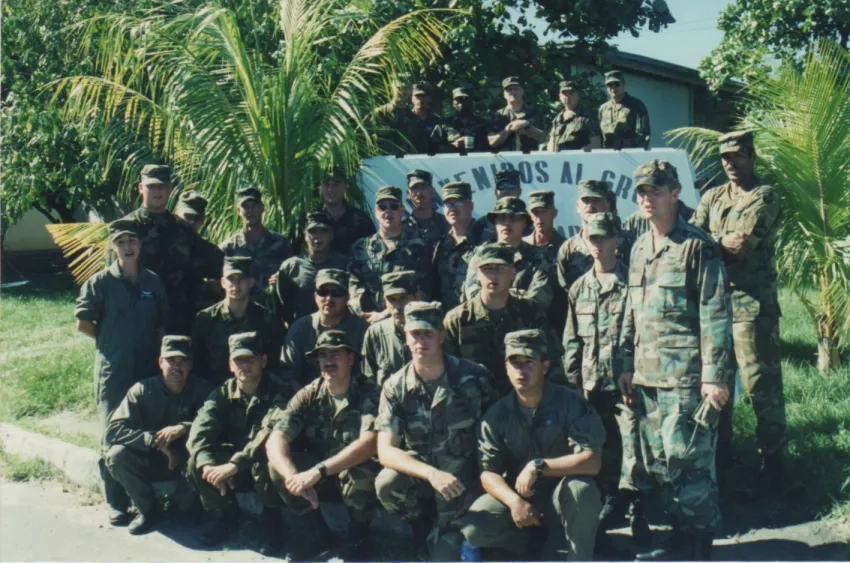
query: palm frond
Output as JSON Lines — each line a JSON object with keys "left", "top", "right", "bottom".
{"left": 45, "top": 223, "right": 108, "bottom": 285}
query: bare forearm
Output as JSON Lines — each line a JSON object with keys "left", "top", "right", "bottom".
{"left": 265, "top": 431, "right": 298, "bottom": 479}
{"left": 378, "top": 441, "right": 435, "bottom": 481}
{"left": 76, "top": 320, "right": 97, "bottom": 339}
{"left": 542, "top": 451, "right": 601, "bottom": 478}
{"left": 481, "top": 470, "right": 523, "bottom": 507}
{"left": 324, "top": 434, "right": 377, "bottom": 476}
{"left": 488, "top": 130, "right": 510, "bottom": 147}
{"left": 527, "top": 126, "right": 547, "bottom": 143}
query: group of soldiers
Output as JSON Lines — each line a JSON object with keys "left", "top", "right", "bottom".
{"left": 74, "top": 127, "right": 786, "bottom": 561}
{"left": 376, "top": 71, "right": 651, "bottom": 156}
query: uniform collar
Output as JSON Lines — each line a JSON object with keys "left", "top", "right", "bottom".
{"left": 587, "top": 263, "right": 627, "bottom": 294}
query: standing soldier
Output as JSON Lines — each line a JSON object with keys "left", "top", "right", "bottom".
{"left": 191, "top": 257, "right": 283, "bottom": 386}
{"left": 440, "top": 87, "right": 490, "bottom": 153}
{"left": 375, "top": 302, "right": 496, "bottom": 560}
{"left": 598, "top": 71, "right": 651, "bottom": 150}
{"left": 690, "top": 132, "right": 786, "bottom": 489}
{"left": 276, "top": 211, "right": 350, "bottom": 329}
{"left": 393, "top": 83, "right": 443, "bottom": 155}
{"left": 403, "top": 170, "right": 450, "bottom": 251}
{"left": 187, "top": 332, "right": 294, "bottom": 550}
{"left": 220, "top": 186, "right": 292, "bottom": 294}
{"left": 524, "top": 190, "right": 568, "bottom": 333}
{"left": 349, "top": 186, "right": 431, "bottom": 319}
{"left": 548, "top": 80, "right": 602, "bottom": 152}
{"left": 563, "top": 213, "right": 650, "bottom": 552}
{"left": 432, "top": 182, "right": 481, "bottom": 311}
{"left": 472, "top": 168, "right": 524, "bottom": 244}
{"left": 75, "top": 219, "right": 168, "bottom": 527}
{"left": 175, "top": 190, "right": 225, "bottom": 312}
{"left": 488, "top": 77, "right": 548, "bottom": 153}
{"left": 104, "top": 336, "right": 213, "bottom": 535}
{"left": 617, "top": 161, "right": 732, "bottom": 560}
{"left": 622, "top": 163, "right": 694, "bottom": 237}
{"left": 361, "top": 272, "right": 418, "bottom": 387}
{"left": 459, "top": 329, "right": 604, "bottom": 561}
{"left": 266, "top": 330, "right": 381, "bottom": 559}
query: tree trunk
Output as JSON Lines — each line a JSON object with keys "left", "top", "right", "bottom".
{"left": 816, "top": 315, "right": 839, "bottom": 375}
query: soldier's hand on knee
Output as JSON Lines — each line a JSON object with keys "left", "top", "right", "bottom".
{"left": 427, "top": 469, "right": 465, "bottom": 501}
{"left": 618, "top": 372, "right": 634, "bottom": 406}
{"left": 701, "top": 382, "right": 730, "bottom": 410}
{"left": 508, "top": 497, "right": 542, "bottom": 529}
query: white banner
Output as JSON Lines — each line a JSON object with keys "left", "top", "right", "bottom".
{"left": 358, "top": 148, "right": 699, "bottom": 237}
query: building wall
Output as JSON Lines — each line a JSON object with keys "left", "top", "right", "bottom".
{"left": 618, "top": 72, "right": 692, "bottom": 148}
{"left": 3, "top": 209, "right": 61, "bottom": 252}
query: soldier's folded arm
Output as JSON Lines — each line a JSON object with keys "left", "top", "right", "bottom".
{"left": 524, "top": 267, "right": 554, "bottom": 309}
{"left": 693, "top": 240, "right": 733, "bottom": 385}
{"left": 733, "top": 186, "right": 781, "bottom": 250}
{"left": 105, "top": 384, "right": 154, "bottom": 452}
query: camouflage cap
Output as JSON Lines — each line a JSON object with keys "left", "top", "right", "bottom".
{"left": 375, "top": 185, "right": 403, "bottom": 203}
{"left": 382, "top": 270, "right": 418, "bottom": 297}
{"left": 577, "top": 180, "right": 612, "bottom": 200}
{"left": 305, "top": 329, "right": 358, "bottom": 360}
{"left": 108, "top": 219, "right": 139, "bottom": 242}
{"left": 223, "top": 256, "right": 254, "bottom": 277}
{"left": 411, "top": 83, "right": 434, "bottom": 96}
{"left": 442, "top": 181, "right": 472, "bottom": 202}
{"left": 633, "top": 160, "right": 679, "bottom": 188}
{"left": 586, "top": 212, "right": 622, "bottom": 238}
{"left": 161, "top": 335, "right": 193, "bottom": 359}
{"left": 404, "top": 301, "right": 444, "bottom": 332}
{"left": 452, "top": 87, "right": 473, "bottom": 99}
{"left": 475, "top": 243, "right": 515, "bottom": 267}
{"left": 228, "top": 331, "right": 264, "bottom": 359}
{"left": 504, "top": 329, "right": 547, "bottom": 360}
{"left": 140, "top": 164, "right": 171, "bottom": 186}
{"left": 305, "top": 211, "right": 333, "bottom": 231}
{"left": 175, "top": 190, "right": 208, "bottom": 217}
{"left": 559, "top": 80, "right": 579, "bottom": 92}
{"left": 315, "top": 268, "right": 349, "bottom": 290}
{"left": 719, "top": 131, "right": 755, "bottom": 155}
{"left": 407, "top": 169, "right": 433, "bottom": 188}
{"left": 236, "top": 186, "right": 262, "bottom": 206}
{"left": 487, "top": 196, "right": 529, "bottom": 223}
{"left": 501, "top": 76, "right": 521, "bottom": 89}
{"left": 604, "top": 70, "right": 625, "bottom": 84}
{"left": 527, "top": 190, "right": 555, "bottom": 211}
{"left": 495, "top": 169, "right": 521, "bottom": 192}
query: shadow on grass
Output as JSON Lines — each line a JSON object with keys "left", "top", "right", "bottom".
{"left": 780, "top": 338, "right": 818, "bottom": 368}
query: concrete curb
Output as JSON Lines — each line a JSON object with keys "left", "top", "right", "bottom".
{"left": 0, "top": 423, "right": 99, "bottom": 488}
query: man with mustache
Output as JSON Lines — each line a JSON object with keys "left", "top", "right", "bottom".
{"left": 403, "top": 169, "right": 450, "bottom": 251}
{"left": 432, "top": 182, "right": 482, "bottom": 311}
{"left": 361, "top": 271, "right": 418, "bottom": 387}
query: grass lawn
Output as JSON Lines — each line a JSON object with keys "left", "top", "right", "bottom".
{"left": 1, "top": 279, "right": 849, "bottom": 523}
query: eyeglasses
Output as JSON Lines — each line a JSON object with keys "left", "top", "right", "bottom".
{"left": 316, "top": 287, "right": 347, "bottom": 298}
{"left": 377, "top": 202, "right": 401, "bottom": 212}
{"left": 607, "top": 81, "right": 622, "bottom": 88}
{"left": 444, "top": 200, "right": 467, "bottom": 209}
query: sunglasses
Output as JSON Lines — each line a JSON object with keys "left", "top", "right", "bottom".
{"left": 607, "top": 81, "right": 622, "bottom": 88}
{"left": 444, "top": 200, "right": 467, "bottom": 209}
{"left": 377, "top": 201, "right": 402, "bottom": 212}
{"left": 316, "top": 287, "right": 347, "bottom": 298}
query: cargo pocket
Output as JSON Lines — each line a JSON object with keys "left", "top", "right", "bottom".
{"left": 656, "top": 271, "right": 688, "bottom": 313}
{"left": 731, "top": 290, "right": 761, "bottom": 321}
{"left": 574, "top": 302, "right": 597, "bottom": 337}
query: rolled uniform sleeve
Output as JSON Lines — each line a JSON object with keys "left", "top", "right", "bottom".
{"left": 273, "top": 389, "right": 310, "bottom": 443}
{"left": 375, "top": 385, "right": 405, "bottom": 438}
{"left": 735, "top": 186, "right": 781, "bottom": 250}
{"left": 691, "top": 241, "right": 732, "bottom": 384}
{"left": 357, "top": 384, "right": 380, "bottom": 436}
{"left": 478, "top": 411, "right": 506, "bottom": 474}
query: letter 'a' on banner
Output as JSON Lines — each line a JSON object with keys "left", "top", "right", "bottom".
{"left": 357, "top": 148, "right": 698, "bottom": 237}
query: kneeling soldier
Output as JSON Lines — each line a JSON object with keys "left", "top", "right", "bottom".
{"left": 460, "top": 330, "right": 604, "bottom": 561}
{"left": 187, "top": 332, "right": 293, "bottom": 550}
{"left": 266, "top": 330, "right": 381, "bottom": 559}
{"left": 104, "top": 336, "right": 213, "bottom": 535}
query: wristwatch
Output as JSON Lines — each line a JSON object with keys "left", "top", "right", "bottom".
{"left": 532, "top": 458, "right": 546, "bottom": 477}
{"left": 314, "top": 462, "right": 328, "bottom": 480}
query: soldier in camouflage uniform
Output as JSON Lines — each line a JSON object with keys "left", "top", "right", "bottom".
{"left": 76, "top": 219, "right": 169, "bottom": 526}
{"left": 548, "top": 80, "right": 602, "bottom": 152}
{"left": 562, "top": 213, "right": 650, "bottom": 551}
{"left": 403, "top": 169, "right": 450, "bottom": 251}
{"left": 459, "top": 330, "right": 604, "bottom": 561}
{"left": 524, "top": 190, "right": 569, "bottom": 334}
{"left": 375, "top": 302, "right": 497, "bottom": 560}
{"left": 191, "top": 257, "right": 283, "bottom": 385}
{"left": 463, "top": 197, "right": 553, "bottom": 309}
{"left": 104, "top": 336, "right": 213, "bottom": 535}
{"left": 187, "top": 332, "right": 294, "bottom": 549}
{"left": 439, "top": 87, "right": 490, "bottom": 153}
{"left": 220, "top": 186, "right": 292, "bottom": 294}
{"left": 175, "top": 190, "right": 225, "bottom": 312}
{"left": 445, "top": 244, "right": 566, "bottom": 396}
{"left": 690, "top": 131, "right": 787, "bottom": 486}
{"left": 432, "top": 182, "right": 482, "bottom": 311}
{"left": 622, "top": 161, "right": 695, "bottom": 238}
{"left": 598, "top": 71, "right": 651, "bottom": 150}
{"left": 361, "top": 272, "right": 417, "bottom": 387}
{"left": 472, "top": 168, "right": 525, "bottom": 244}
{"left": 266, "top": 330, "right": 381, "bottom": 558}
{"left": 488, "top": 76, "right": 548, "bottom": 152}
{"left": 118, "top": 164, "right": 212, "bottom": 334}
{"left": 617, "top": 161, "right": 732, "bottom": 561}
{"left": 390, "top": 83, "right": 443, "bottom": 155}
{"left": 281, "top": 269, "right": 368, "bottom": 387}
{"left": 349, "top": 186, "right": 431, "bottom": 317}
{"left": 276, "top": 211, "right": 350, "bottom": 328}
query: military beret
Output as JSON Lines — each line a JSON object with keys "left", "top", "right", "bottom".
{"left": 161, "top": 335, "right": 192, "bottom": 359}
{"left": 633, "top": 160, "right": 679, "bottom": 188}
{"left": 495, "top": 169, "right": 521, "bottom": 192}
{"left": 375, "top": 185, "right": 403, "bottom": 203}
{"left": 719, "top": 130, "right": 755, "bottom": 155}
{"left": 475, "top": 243, "right": 515, "bottom": 268}
{"left": 559, "top": 80, "right": 579, "bottom": 92}
{"left": 442, "top": 182, "right": 472, "bottom": 202}
{"left": 305, "top": 211, "right": 333, "bottom": 231}
{"left": 528, "top": 190, "right": 555, "bottom": 211}
{"left": 504, "top": 329, "right": 547, "bottom": 360}
{"left": 604, "top": 70, "right": 625, "bottom": 85}
{"left": 411, "top": 83, "right": 434, "bottom": 96}
{"left": 315, "top": 268, "right": 349, "bottom": 290}
{"left": 305, "top": 329, "right": 358, "bottom": 360}
{"left": 223, "top": 256, "right": 254, "bottom": 277}
{"left": 577, "top": 180, "right": 613, "bottom": 200}
{"left": 487, "top": 196, "right": 529, "bottom": 223}
{"left": 236, "top": 186, "right": 262, "bottom": 206}
{"left": 407, "top": 169, "right": 433, "bottom": 188}
{"left": 501, "top": 76, "right": 521, "bottom": 89}
{"left": 382, "top": 270, "right": 418, "bottom": 297}
{"left": 228, "top": 331, "right": 264, "bottom": 359}
{"left": 452, "top": 87, "right": 473, "bottom": 99}
{"left": 140, "top": 164, "right": 171, "bottom": 186}
{"left": 404, "top": 301, "right": 444, "bottom": 332}
{"left": 107, "top": 219, "right": 139, "bottom": 242}
{"left": 175, "top": 190, "right": 208, "bottom": 217}
{"left": 586, "top": 212, "right": 622, "bottom": 238}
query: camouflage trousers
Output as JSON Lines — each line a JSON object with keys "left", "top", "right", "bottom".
{"left": 268, "top": 451, "right": 379, "bottom": 525}
{"left": 458, "top": 477, "right": 601, "bottom": 561}
{"left": 104, "top": 444, "right": 193, "bottom": 515}
{"left": 187, "top": 448, "right": 281, "bottom": 516}
{"left": 719, "top": 317, "right": 787, "bottom": 456}
{"left": 635, "top": 385, "right": 721, "bottom": 532}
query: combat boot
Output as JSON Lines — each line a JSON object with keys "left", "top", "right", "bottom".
{"left": 747, "top": 450, "right": 785, "bottom": 499}
{"left": 128, "top": 506, "right": 160, "bottom": 535}
{"left": 627, "top": 492, "right": 652, "bottom": 548}
{"left": 598, "top": 492, "right": 627, "bottom": 531}
{"left": 691, "top": 531, "right": 714, "bottom": 561}
{"left": 258, "top": 507, "right": 284, "bottom": 555}
{"left": 636, "top": 529, "right": 689, "bottom": 561}
{"left": 199, "top": 511, "right": 237, "bottom": 547}
{"left": 284, "top": 509, "right": 335, "bottom": 560}
{"left": 108, "top": 508, "right": 132, "bottom": 527}
{"left": 342, "top": 520, "right": 372, "bottom": 561}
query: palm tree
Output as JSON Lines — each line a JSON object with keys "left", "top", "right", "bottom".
{"left": 47, "top": 0, "right": 454, "bottom": 280}
{"left": 668, "top": 41, "right": 850, "bottom": 374}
